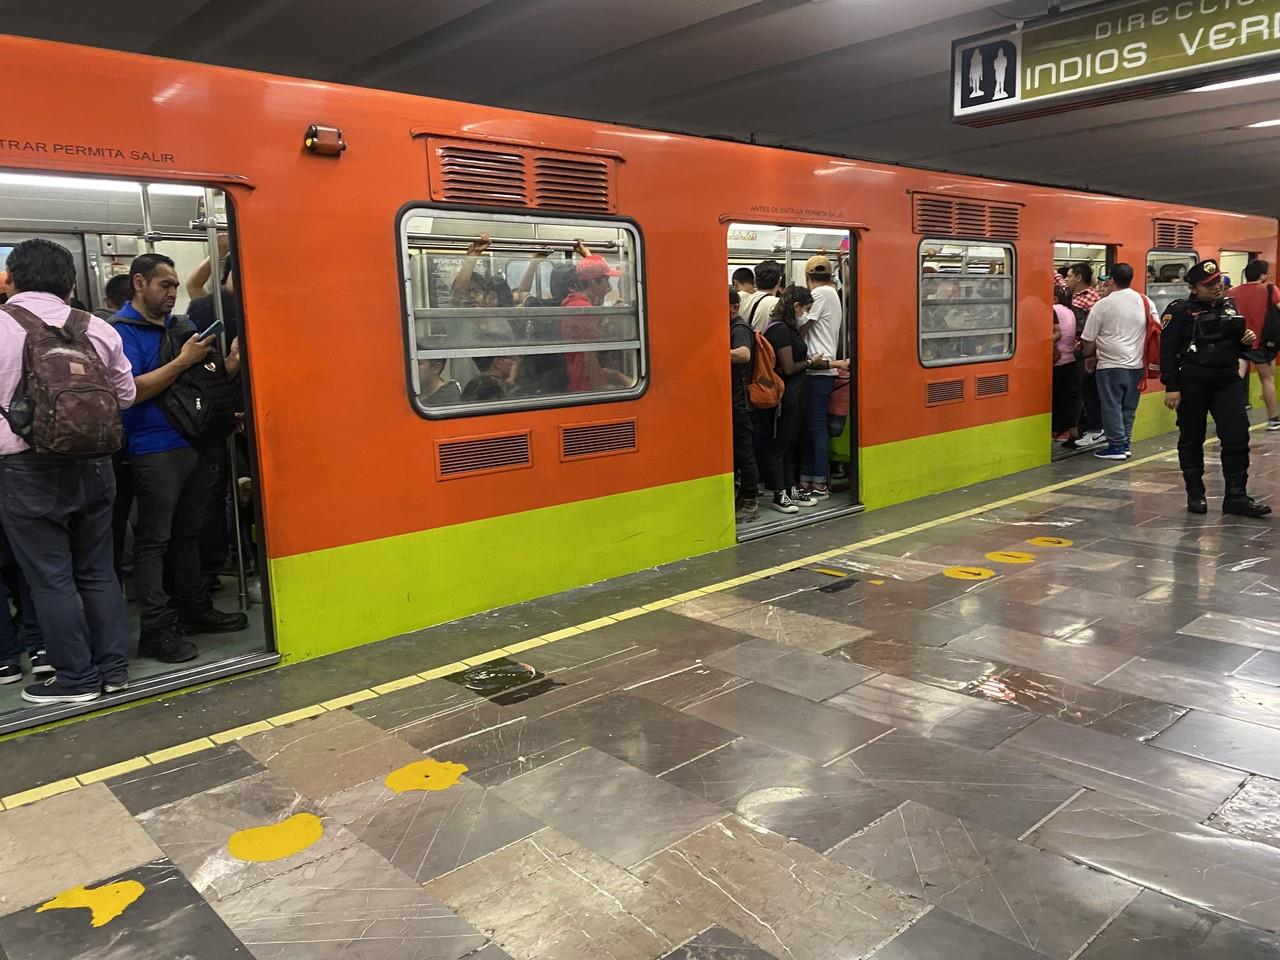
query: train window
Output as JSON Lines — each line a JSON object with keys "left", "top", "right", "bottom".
{"left": 919, "top": 239, "right": 1015, "bottom": 367}
{"left": 401, "top": 209, "right": 645, "bottom": 417}
{"left": 1053, "top": 242, "right": 1110, "bottom": 283}
{"left": 1146, "top": 250, "right": 1197, "bottom": 315}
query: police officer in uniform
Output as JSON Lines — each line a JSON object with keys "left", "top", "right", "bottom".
{"left": 1161, "top": 259, "right": 1271, "bottom": 518}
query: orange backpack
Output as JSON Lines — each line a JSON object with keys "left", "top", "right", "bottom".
{"left": 747, "top": 324, "right": 785, "bottom": 409}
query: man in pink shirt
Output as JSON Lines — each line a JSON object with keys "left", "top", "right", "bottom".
{"left": 0, "top": 240, "right": 137, "bottom": 705}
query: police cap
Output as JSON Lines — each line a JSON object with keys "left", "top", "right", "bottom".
{"left": 1185, "top": 259, "right": 1224, "bottom": 286}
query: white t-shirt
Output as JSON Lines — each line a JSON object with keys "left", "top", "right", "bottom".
{"left": 740, "top": 291, "right": 779, "bottom": 332}
{"left": 1081, "top": 288, "right": 1155, "bottom": 370}
{"left": 804, "top": 285, "right": 841, "bottom": 376}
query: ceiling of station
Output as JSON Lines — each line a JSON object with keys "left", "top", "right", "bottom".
{"left": 6, "top": 0, "right": 1280, "bottom": 217}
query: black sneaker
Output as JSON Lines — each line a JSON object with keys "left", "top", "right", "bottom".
{"left": 21, "top": 677, "right": 100, "bottom": 704}
{"left": 29, "top": 650, "right": 54, "bottom": 676}
{"left": 0, "top": 664, "right": 22, "bottom": 685}
{"left": 103, "top": 676, "right": 130, "bottom": 694}
{"left": 1224, "top": 495, "right": 1273, "bottom": 519}
{"left": 178, "top": 607, "right": 249, "bottom": 635}
{"left": 139, "top": 625, "right": 200, "bottom": 664}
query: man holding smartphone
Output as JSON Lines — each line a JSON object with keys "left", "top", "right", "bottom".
{"left": 113, "top": 254, "right": 247, "bottom": 665}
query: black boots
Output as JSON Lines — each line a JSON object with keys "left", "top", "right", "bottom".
{"left": 1183, "top": 471, "right": 1208, "bottom": 515}
{"left": 1223, "top": 477, "right": 1272, "bottom": 519}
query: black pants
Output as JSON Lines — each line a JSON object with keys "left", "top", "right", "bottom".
{"left": 1176, "top": 365, "right": 1250, "bottom": 485}
{"left": 111, "top": 451, "right": 134, "bottom": 581}
{"left": 757, "top": 378, "right": 806, "bottom": 494}
{"left": 199, "top": 444, "right": 231, "bottom": 596}
{"left": 732, "top": 399, "right": 759, "bottom": 501}
{"left": 1079, "top": 370, "right": 1102, "bottom": 431}
{"left": 132, "top": 444, "right": 221, "bottom": 630}
{"left": 1052, "top": 361, "right": 1081, "bottom": 434}
{"left": 0, "top": 454, "right": 129, "bottom": 691}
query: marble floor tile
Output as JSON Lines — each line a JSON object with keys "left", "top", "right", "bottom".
{"left": 354, "top": 678, "right": 489, "bottom": 733}
{"left": 949, "top": 624, "right": 1137, "bottom": 685}
{"left": 427, "top": 829, "right": 709, "bottom": 960}
{"left": 830, "top": 636, "right": 999, "bottom": 692}
{"left": 871, "top": 908, "right": 1053, "bottom": 960}
{"left": 1146, "top": 635, "right": 1260, "bottom": 674}
{"left": 1029, "top": 792, "right": 1280, "bottom": 931}
{"left": 843, "top": 730, "right": 1079, "bottom": 837}
{"left": 1177, "top": 611, "right": 1280, "bottom": 650}
{"left": 214, "top": 842, "right": 486, "bottom": 959}
{"left": 1099, "top": 657, "right": 1280, "bottom": 729}
{"left": 626, "top": 663, "right": 751, "bottom": 711}
{"left": 929, "top": 596, "right": 1099, "bottom": 640}
{"left": 494, "top": 747, "right": 724, "bottom": 867}
{"left": 0, "top": 858, "right": 249, "bottom": 960}
{"left": 669, "top": 593, "right": 758, "bottom": 624}
{"left": 1234, "top": 649, "right": 1280, "bottom": 686}
{"left": 1151, "top": 710, "right": 1280, "bottom": 778}
{"left": 662, "top": 925, "right": 779, "bottom": 959}
{"left": 826, "top": 673, "right": 974, "bottom": 731}
{"left": 635, "top": 817, "right": 922, "bottom": 960}
{"left": 1208, "top": 776, "right": 1280, "bottom": 849}
{"left": 0, "top": 783, "right": 162, "bottom": 915}
{"left": 1076, "top": 889, "right": 1280, "bottom": 959}
{"left": 825, "top": 551, "right": 947, "bottom": 582}
{"left": 323, "top": 776, "right": 542, "bottom": 883}
{"left": 683, "top": 681, "right": 891, "bottom": 763}
{"left": 838, "top": 607, "right": 985, "bottom": 647}
{"left": 239, "top": 709, "right": 427, "bottom": 800}
{"left": 516, "top": 630, "right": 657, "bottom": 675}
{"left": 106, "top": 743, "right": 265, "bottom": 817}
{"left": 831, "top": 801, "right": 1136, "bottom": 959}
{"left": 593, "top": 610, "right": 755, "bottom": 660}
{"left": 416, "top": 706, "right": 586, "bottom": 789}
{"left": 661, "top": 738, "right": 901, "bottom": 852}
{"left": 706, "top": 639, "right": 877, "bottom": 701}
{"left": 996, "top": 717, "right": 1245, "bottom": 820}
{"left": 926, "top": 699, "right": 1041, "bottom": 751}
{"left": 464, "top": 947, "right": 514, "bottom": 960}
{"left": 713, "top": 604, "right": 867, "bottom": 654}
{"left": 136, "top": 771, "right": 358, "bottom": 902}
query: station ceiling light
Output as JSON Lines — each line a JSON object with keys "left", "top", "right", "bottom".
{"left": 1245, "top": 118, "right": 1280, "bottom": 129}
{"left": 1195, "top": 70, "right": 1280, "bottom": 93}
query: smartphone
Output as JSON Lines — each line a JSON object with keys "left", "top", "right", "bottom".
{"left": 197, "top": 318, "right": 224, "bottom": 340}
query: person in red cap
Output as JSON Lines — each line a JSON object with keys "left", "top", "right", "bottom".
{"left": 561, "top": 245, "right": 631, "bottom": 392}
{"left": 1161, "top": 259, "right": 1270, "bottom": 518}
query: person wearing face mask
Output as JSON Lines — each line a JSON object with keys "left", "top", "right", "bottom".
{"left": 1162, "top": 259, "right": 1270, "bottom": 518}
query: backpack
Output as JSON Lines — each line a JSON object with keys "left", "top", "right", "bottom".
{"left": 1262, "top": 284, "right": 1280, "bottom": 351}
{"left": 747, "top": 323, "right": 785, "bottom": 409}
{"left": 0, "top": 303, "right": 122, "bottom": 457}
{"left": 155, "top": 317, "right": 241, "bottom": 443}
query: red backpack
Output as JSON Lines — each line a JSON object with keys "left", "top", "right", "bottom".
{"left": 747, "top": 326, "right": 785, "bottom": 409}
{"left": 1137, "top": 293, "right": 1161, "bottom": 390}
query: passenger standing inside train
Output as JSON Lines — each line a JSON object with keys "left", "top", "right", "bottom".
{"left": 732, "top": 267, "right": 756, "bottom": 302}
{"left": 799, "top": 255, "right": 840, "bottom": 499}
{"left": 1162, "top": 259, "right": 1270, "bottom": 518}
{"left": 1052, "top": 286, "right": 1081, "bottom": 440}
{"left": 729, "top": 289, "right": 759, "bottom": 522}
{"left": 93, "top": 274, "right": 133, "bottom": 321}
{"left": 1063, "top": 262, "right": 1105, "bottom": 448}
{"left": 1229, "top": 259, "right": 1280, "bottom": 430}
{"left": 761, "top": 286, "right": 824, "bottom": 514}
{"left": 115, "top": 254, "right": 248, "bottom": 665}
{"left": 562, "top": 254, "right": 631, "bottom": 391}
{"left": 0, "top": 240, "right": 136, "bottom": 703}
{"left": 740, "top": 260, "right": 783, "bottom": 332}
{"left": 1080, "top": 264, "right": 1153, "bottom": 460}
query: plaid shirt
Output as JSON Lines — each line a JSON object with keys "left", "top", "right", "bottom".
{"left": 1072, "top": 286, "right": 1101, "bottom": 314}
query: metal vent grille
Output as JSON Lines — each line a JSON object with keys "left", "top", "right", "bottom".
{"left": 913, "top": 194, "right": 1020, "bottom": 240}
{"left": 1154, "top": 219, "right": 1196, "bottom": 250}
{"left": 427, "top": 139, "right": 615, "bottom": 212}
{"left": 534, "top": 156, "right": 612, "bottom": 212}
{"left": 976, "top": 374, "right": 1010, "bottom": 397}
{"left": 926, "top": 379, "right": 965, "bottom": 406}
{"left": 561, "top": 419, "right": 637, "bottom": 461}
{"left": 436, "top": 432, "right": 531, "bottom": 480}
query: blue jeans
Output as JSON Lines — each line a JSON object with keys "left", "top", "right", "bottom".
{"left": 1096, "top": 367, "right": 1144, "bottom": 448}
{"left": 0, "top": 575, "right": 43, "bottom": 668}
{"left": 801, "top": 375, "right": 836, "bottom": 485}
{"left": 0, "top": 454, "right": 129, "bottom": 691}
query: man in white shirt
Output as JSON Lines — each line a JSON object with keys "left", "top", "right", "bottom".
{"left": 800, "top": 255, "right": 841, "bottom": 497}
{"left": 1081, "top": 262, "right": 1155, "bottom": 460}
{"left": 739, "top": 259, "right": 783, "bottom": 332}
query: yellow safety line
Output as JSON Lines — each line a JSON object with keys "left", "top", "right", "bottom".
{"left": 0, "top": 428, "right": 1260, "bottom": 811}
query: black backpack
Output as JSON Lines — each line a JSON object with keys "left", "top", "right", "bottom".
{"left": 1263, "top": 285, "right": 1280, "bottom": 351}
{"left": 155, "top": 317, "right": 241, "bottom": 443}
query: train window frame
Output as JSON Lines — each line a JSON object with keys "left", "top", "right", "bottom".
{"left": 918, "top": 238, "right": 1016, "bottom": 368}
{"left": 398, "top": 206, "right": 648, "bottom": 420}
{"left": 1146, "top": 249, "right": 1198, "bottom": 316}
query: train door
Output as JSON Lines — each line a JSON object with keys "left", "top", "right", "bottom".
{"left": 1219, "top": 250, "right": 1255, "bottom": 289}
{"left": 1051, "top": 241, "right": 1114, "bottom": 460}
{"left": 0, "top": 172, "right": 276, "bottom": 732}
{"left": 726, "top": 223, "right": 860, "bottom": 541}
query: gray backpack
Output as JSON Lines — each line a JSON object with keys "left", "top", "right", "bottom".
{"left": 0, "top": 304, "right": 123, "bottom": 457}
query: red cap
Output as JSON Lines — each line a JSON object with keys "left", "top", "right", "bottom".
{"left": 576, "top": 256, "right": 621, "bottom": 281}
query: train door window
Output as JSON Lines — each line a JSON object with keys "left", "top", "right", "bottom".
{"left": 0, "top": 170, "right": 273, "bottom": 732}
{"left": 401, "top": 209, "right": 645, "bottom": 417}
{"left": 1219, "top": 250, "right": 1255, "bottom": 289}
{"left": 726, "top": 223, "right": 858, "bottom": 541}
{"left": 919, "top": 240, "right": 1015, "bottom": 366}
{"left": 1053, "top": 242, "right": 1111, "bottom": 286}
{"left": 1146, "top": 250, "right": 1198, "bottom": 315}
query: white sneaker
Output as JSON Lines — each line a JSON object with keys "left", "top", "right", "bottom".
{"left": 771, "top": 492, "right": 799, "bottom": 514}
{"left": 1268, "top": 418, "right": 1280, "bottom": 432}
{"left": 1079, "top": 430, "right": 1106, "bottom": 446}
{"left": 789, "top": 487, "right": 818, "bottom": 508}
{"left": 247, "top": 577, "right": 263, "bottom": 605}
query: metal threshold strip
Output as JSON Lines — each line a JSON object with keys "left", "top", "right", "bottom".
{"left": 737, "top": 502, "right": 865, "bottom": 543}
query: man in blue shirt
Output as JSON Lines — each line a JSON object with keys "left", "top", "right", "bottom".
{"left": 115, "top": 253, "right": 246, "bottom": 663}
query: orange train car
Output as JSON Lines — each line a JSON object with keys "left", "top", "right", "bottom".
{"left": 0, "top": 33, "right": 1274, "bottom": 676}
